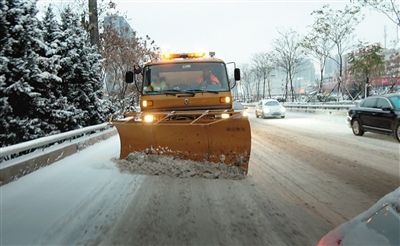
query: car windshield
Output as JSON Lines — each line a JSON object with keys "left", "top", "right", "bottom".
{"left": 142, "top": 62, "right": 229, "bottom": 94}
{"left": 265, "top": 101, "right": 280, "bottom": 106}
{"left": 388, "top": 95, "right": 400, "bottom": 109}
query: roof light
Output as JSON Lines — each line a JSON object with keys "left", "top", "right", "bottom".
{"left": 162, "top": 53, "right": 171, "bottom": 60}
{"left": 188, "top": 52, "right": 206, "bottom": 58}
{"left": 161, "top": 52, "right": 206, "bottom": 60}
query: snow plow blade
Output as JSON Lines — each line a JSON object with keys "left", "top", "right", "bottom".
{"left": 111, "top": 110, "right": 251, "bottom": 173}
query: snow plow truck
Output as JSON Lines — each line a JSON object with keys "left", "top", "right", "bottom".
{"left": 111, "top": 52, "right": 251, "bottom": 173}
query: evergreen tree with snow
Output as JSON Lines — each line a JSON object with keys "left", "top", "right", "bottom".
{"left": 38, "top": 5, "right": 83, "bottom": 132}
{"left": 0, "top": 0, "right": 11, "bottom": 143}
{"left": 0, "top": 0, "right": 52, "bottom": 146}
{"left": 58, "top": 7, "right": 110, "bottom": 128}
{"left": 0, "top": 2, "right": 112, "bottom": 147}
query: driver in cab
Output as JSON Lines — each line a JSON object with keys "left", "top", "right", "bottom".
{"left": 196, "top": 68, "right": 220, "bottom": 86}
{"left": 148, "top": 74, "right": 167, "bottom": 91}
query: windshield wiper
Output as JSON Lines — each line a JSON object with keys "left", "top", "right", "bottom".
{"left": 160, "top": 89, "right": 195, "bottom": 96}
{"left": 185, "top": 89, "right": 220, "bottom": 94}
{"left": 159, "top": 89, "right": 180, "bottom": 95}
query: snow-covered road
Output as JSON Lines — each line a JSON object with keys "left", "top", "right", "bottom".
{"left": 1, "top": 111, "right": 399, "bottom": 245}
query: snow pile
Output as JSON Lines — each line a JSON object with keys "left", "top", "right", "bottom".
{"left": 115, "top": 152, "right": 246, "bottom": 180}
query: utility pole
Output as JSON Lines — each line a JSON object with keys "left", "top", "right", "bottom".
{"left": 89, "top": 0, "right": 99, "bottom": 47}
{"left": 384, "top": 25, "right": 387, "bottom": 49}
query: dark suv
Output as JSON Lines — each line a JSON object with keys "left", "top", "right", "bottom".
{"left": 347, "top": 94, "right": 400, "bottom": 142}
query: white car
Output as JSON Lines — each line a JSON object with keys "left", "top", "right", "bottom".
{"left": 255, "top": 99, "right": 286, "bottom": 119}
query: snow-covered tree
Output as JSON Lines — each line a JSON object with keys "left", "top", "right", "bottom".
{"left": 58, "top": 6, "right": 111, "bottom": 127}
{"left": 273, "top": 29, "right": 305, "bottom": 102}
{"left": 311, "top": 5, "right": 362, "bottom": 99}
{"left": 251, "top": 52, "right": 274, "bottom": 99}
{"left": 0, "top": 0, "right": 11, "bottom": 141}
{"left": 348, "top": 43, "right": 385, "bottom": 97}
{"left": 0, "top": 0, "right": 53, "bottom": 146}
{"left": 0, "top": 2, "right": 112, "bottom": 147}
{"left": 38, "top": 6, "right": 85, "bottom": 132}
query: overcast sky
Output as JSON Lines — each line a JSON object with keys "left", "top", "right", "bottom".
{"left": 38, "top": 0, "right": 399, "bottom": 65}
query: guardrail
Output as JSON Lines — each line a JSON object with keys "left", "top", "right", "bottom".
{"left": 283, "top": 104, "right": 355, "bottom": 111}
{"left": 0, "top": 123, "right": 111, "bottom": 161}
{"left": 242, "top": 102, "right": 356, "bottom": 111}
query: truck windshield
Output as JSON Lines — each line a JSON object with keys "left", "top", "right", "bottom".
{"left": 142, "top": 62, "right": 230, "bottom": 94}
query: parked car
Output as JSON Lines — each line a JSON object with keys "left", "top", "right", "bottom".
{"left": 255, "top": 99, "right": 286, "bottom": 119}
{"left": 318, "top": 187, "right": 400, "bottom": 246}
{"left": 347, "top": 94, "right": 400, "bottom": 142}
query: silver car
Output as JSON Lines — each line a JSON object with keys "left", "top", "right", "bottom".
{"left": 318, "top": 188, "right": 400, "bottom": 246}
{"left": 255, "top": 99, "right": 286, "bottom": 119}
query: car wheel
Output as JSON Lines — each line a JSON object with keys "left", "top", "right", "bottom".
{"left": 351, "top": 119, "right": 364, "bottom": 136}
{"left": 281, "top": 116, "right": 285, "bottom": 118}
{"left": 262, "top": 112, "right": 265, "bottom": 119}
{"left": 394, "top": 123, "right": 400, "bottom": 142}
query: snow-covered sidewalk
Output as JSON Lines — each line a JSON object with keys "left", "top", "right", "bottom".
{"left": 1, "top": 136, "right": 144, "bottom": 245}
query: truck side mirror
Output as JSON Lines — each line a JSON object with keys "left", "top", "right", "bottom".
{"left": 234, "top": 68, "right": 241, "bottom": 81}
{"left": 125, "top": 71, "right": 134, "bottom": 83}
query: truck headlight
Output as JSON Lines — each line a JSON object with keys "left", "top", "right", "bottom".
{"left": 144, "top": 114, "right": 154, "bottom": 123}
{"left": 220, "top": 97, "right": 231, "bottom": 103}
{"left": 142, "top": 100, "right": 153, "bottom": 108}
{"left": 221, "top": 113, "right": 230, "bottom": 119}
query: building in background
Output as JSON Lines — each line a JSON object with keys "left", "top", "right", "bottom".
{"left": 103, "top": 15, "right": 135, "bottom": 39}
{"left": 102, "top": 15, "right": 136, "bottom": 103}
{"left": 324, "top": 57, "right": 339, "bottom": 78}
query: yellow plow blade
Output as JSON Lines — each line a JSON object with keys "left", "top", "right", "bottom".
{"left": 112, "top": 111, "right": 251, "bottom": 173}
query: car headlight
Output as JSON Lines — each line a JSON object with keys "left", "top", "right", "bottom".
{"left": 281, "top": 107, "right": 286, "bottom": 112}
{"left": 263, "top": 108, "right": 270, "bottom": 113}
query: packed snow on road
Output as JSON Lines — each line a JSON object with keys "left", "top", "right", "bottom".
{"left": 115, "top": 152, "right": 246, "bottom": 180}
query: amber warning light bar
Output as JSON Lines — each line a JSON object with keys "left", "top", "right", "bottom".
{"left": 162, "top": 52, "right": 208, "bottom": 60}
